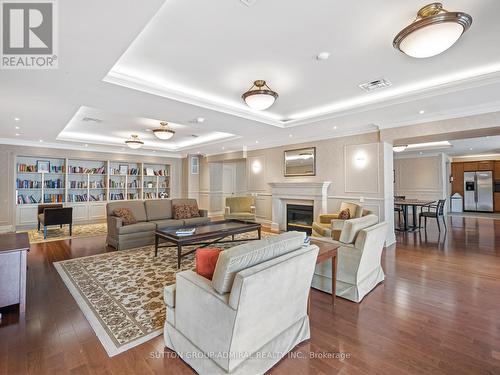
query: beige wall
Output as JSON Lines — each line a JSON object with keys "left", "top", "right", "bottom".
{"left": 0, "top": 144, "right": 183, "bottom": 230}
{"left": 394, "top": 154, "right": 448, "bottom": 207}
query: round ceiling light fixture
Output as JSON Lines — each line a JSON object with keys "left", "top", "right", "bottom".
{"left": 125, "top": 134, "right": 144, "bottom": 149}
{"left": 393, "top": 145, "right": 408, "bottom": 153}
{"left": 153, "top": 122, "right": 175, "bottom": 140}
{"left": 393, "top": 3, "right": 472, "bottom": 58}
{"left": 242, "top": 80, "right": 278, "bottom": 110}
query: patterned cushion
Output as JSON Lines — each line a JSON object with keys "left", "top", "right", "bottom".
{"left": 113, "top": 208, "right": 137, "bottom": 225}
{"left": 173, "top": 204, "right": 200, "bottom": 219}
{"left": 339, "top": 208, "right": 350, "bottom": 220}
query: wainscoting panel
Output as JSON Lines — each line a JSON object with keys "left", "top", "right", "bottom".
{"left": 344, "top": 143, "right": 380, "bottom": 194}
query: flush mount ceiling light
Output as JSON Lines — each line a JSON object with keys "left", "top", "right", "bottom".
{"left": 125, "top": 134, "right": 144, "bottom": 149}
{"left": 393, "top": 3, "right": 472, "bottom": 58}
{"left": 153, "top": 122, "right": 175, "bottom": 140}
{"left": 242, "top": 80, "right": 278, "bottom": 110}
{"left": 393, "top": 145, "right": 408, "bottom": 153}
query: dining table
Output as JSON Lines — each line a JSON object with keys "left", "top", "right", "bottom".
{"left": 394, "top": 198, "right": 436, "bottom": 232}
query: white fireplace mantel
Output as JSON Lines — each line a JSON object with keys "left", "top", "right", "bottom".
{"left": 268, "top": 181, "right": 331, "bottom": 232}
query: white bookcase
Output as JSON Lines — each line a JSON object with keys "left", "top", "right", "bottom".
{"left": 15, "top": 156, "right": 171, "bottom": 228}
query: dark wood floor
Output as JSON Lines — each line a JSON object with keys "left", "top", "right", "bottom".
{"left": 1, "top": 216, "right": 500, "bottom": 374}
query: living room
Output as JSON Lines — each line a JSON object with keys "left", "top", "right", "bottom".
{"left": 1, "top": 1, "right": 500, "bottom": 374}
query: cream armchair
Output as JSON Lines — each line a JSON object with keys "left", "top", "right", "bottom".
{"left": 163, "top": 232, "right": 318, "bottom": 375}
{"left": 312, "top": 201, "right": 366, "bottom": 239}
{"left": 224, "top": 196, "right": 256, "bottom": 221}
{"left": 312, "top": 215, "right": 388, "bottom": 303}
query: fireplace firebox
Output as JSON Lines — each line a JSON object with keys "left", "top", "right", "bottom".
{"left": 286, "top": 204, "right": 313, "bottom": 235}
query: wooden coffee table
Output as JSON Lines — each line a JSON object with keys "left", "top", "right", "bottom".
{"left": 155, "top": 220, "right": 261, "bottom": 268}
{"left": 308, "top": 239, "right": 339, "bottom": 313}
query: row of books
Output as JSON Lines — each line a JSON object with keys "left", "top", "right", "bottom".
{"left": 144, "top": 169, "right": 168, "bottom": 176}
{"left": 89, "top": 193, "right": 106, "bottom": 201}
{"left": 17, "top": 164, "right": 64, "bottom": 173}
{"left": 68, "top": 194, "right": 88, "bottom": 202}
{"left": 109, "top": 180, "right": 126, "bottom": 188}
{"left": 16, "top": 179, "right": 42, "bottom": 189}
{"left": 127, "top": 193, "right": 140, "bottom": 200}
{"left": 44, "top": 179, "right": 64, "bottom": 188}
{"left": 70, "top": 181, "right": 88, "bottom": 188}
{"left": 89, "top": 181, "right": 105, "bottom": 188}
{"left": 128, "top": 180, "right": 140, "bottom": 188}
{"left": 110, "top": 193, "right": 125, "bottom": 200}
{"left": 144, "top": 192, "right": 158, "bottom": 199}
{"left": 44, "top": 194, "right": 64, "bottom": 203}
{"left": 68, "top": 166, "right": 106, "bottom": 174}
{"left": 17, "top": 195, "right": 41, "bottom": 204}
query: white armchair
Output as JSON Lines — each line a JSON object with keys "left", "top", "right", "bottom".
{"left": 312, "top": 215, "right": 388, "bottom": 303}
{"left": 164, "top": 232, "right": 319, "bottom": 374}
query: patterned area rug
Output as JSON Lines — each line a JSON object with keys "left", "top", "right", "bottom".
{"left": 54, "top": 231, "right": 268, "bottom": 356}
{"left": 23, "top": 223, "right": 108, "bottom": 244}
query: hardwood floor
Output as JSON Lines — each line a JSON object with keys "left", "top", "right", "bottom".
{"left": 1, "top": 217, "right": 500, "bottom": 374}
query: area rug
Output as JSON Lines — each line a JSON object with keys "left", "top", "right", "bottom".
{"left": 54, "top": 231, "right": 270, "bottom": 356}
{"left": 23, "top": 222, "right": 108, "bottom": 244}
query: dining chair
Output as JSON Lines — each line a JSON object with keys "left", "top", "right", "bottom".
{"left": 394, "top": 195, "right": 405, "bottom": 227}
{"left": 419, "top": 199, "right": 447, "bottom": 232}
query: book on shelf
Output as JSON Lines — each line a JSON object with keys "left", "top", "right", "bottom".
{"left": 128, "top": 168, "right": 139, "bottom": 176}
{"left": 44, "top": 194, "right": 64, "bottom": 203}
{"left": 17, "top": 164, "right": 37, "bottom": 172}
{"left": 16, "top": 179, "right": 42, "bottom": 188}
{"left": 69, "top": 166, "right": 105, "bottom": 174}
{"left": 144, "top": 192, "right": 157, "bottom": 199}
{"left": 68, "top": 193, "right": 88, "bottom": 202}
{"left": 110, "top": 193, "right": 125, "bottom": 200}
{"left": 70, "top": 181, "right": 88, "bottom": 188}
{"left": 17, "top": 195, "right": 41, "bottom": 204}
{"left": 44, "top": 179, "right": 64, "bottom": 188}
{"left": 127, "top": 193, "right": 140, "bottom": 200}
{"left": 89, "top": 193, "right": 106, "bottom": 201}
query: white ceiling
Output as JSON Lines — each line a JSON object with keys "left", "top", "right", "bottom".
{"left": 1, "top": 0, "right": 500, "bottom": 157}
{"left": 394, "top": 135, "right": 500, "bottom": 158}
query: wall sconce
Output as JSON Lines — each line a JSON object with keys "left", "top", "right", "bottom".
{"left": 354, "top": 151, "right": 368, "bottom": 169}
{"left": 252, "top": 160, "right": 262, "bottom": 174}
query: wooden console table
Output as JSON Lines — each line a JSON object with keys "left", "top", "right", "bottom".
{"left": 0, "top": 233, "right": 29, "bottom": 316}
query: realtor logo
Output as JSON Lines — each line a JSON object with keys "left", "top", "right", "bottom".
{"left": 1, "top": 0, "right": 58, "bottom": 69}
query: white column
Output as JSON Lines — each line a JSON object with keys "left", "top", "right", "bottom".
{"left": 381, "top": 142, "right": 396, "bottom": 246}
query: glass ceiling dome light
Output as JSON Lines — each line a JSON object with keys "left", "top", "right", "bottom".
{"left": 153, "top": 122, "right": 175, "bottom": 140}
{"left": 125, "top": 134, "right": 144, "bottom": 149}
{"left": 242, "top": 80, "right": 278, "bottom": 110}
{"left": 393, "top": 3, "right": 472, "bottom": 58}
{"left": 393, "top": 145, "right": 408, "bottom": 153}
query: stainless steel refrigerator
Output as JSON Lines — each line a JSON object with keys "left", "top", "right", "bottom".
{"left": 464, "top": 171, "right": 494, "bottom": 212}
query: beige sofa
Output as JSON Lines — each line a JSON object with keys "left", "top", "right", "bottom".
{"left": 312, "top": 215, "right": 388, "bottom": 303}
{"left": 164, "top": 231, "right": 318, "bottom": 374}
{"left": 224, "top": 196, "right": 256, "bottom": 221}
{"left": 106, "top": 199, "right": 209, "bottom": 250}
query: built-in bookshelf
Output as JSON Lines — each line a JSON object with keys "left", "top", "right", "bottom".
{"left": 15, "top": 156, "right": 172, "bottom": 206}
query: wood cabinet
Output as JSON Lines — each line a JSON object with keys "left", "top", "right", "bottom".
{"left": 463, "top": 162, "right": 478, "bottom": 172}
{"left": 451, "top": 162, "right": 464, "bottom": 196}
{"left": 477, "top": 161, "right": 494, "bottom": 171}
{"left": 495, "top": 161, "right": 500, "bottom": 180}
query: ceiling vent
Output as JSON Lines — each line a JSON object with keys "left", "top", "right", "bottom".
{"left": 82, "top": 117, "right": 102, "bottom": 123}
{"left": 240, "top": 0, "right": 257, "bottom": 6}
{"left": 358, "top": 79, "right": 392, "bottom": 92}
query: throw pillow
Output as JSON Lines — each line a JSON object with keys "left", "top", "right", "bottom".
{"left": 195, "top": 248, "right": 221, "bottom": 280}
{"left": 113, "top": 208, "right": 137, "bottom": 225}
{"left": 339, "top": 208, "right": 350, "bottom": 220}
{"left": 188, "top": 204, "right": 200, "bottom": 218}
{"left": 173, "top": 204, "right": 192, "bottom": 219}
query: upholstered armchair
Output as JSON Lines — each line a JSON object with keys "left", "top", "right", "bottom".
{"left": 312, "top": 215, "right": 388, "bottom": 303}
{"left": 164, "top": 232, "right": 318, "bottom": 374}
{"left": 224, "top": 196, "right": 256, "bottom": 221}
{"left": 312, "top": 201, "right": 365, "bottom": 240}
{"left": 37, "top": 205, "right": 73, "bottom": 239}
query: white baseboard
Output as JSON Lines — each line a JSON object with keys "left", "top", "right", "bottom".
{"left": 0, "top": 225, "right": 14, "bottom": 233}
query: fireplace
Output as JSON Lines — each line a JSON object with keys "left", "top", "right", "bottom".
{"left": 286, "top": 204, "right": 313, "bottom": 235}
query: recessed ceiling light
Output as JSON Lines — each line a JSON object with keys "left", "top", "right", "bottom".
{"left": 84, "top": 144, "right": 88, "bottom": 147}
{"left": 15, "top": 133, "right": 21, "bottom": 136}
{"left": 393, "top": 3, "right": 472, "bottom": 58}
{"left": 419, "top": 151, "right": 424, "bottom": 155}
{"left": 143, "top": 128, "right": 152, "bottom": 132}
{"left": 289, "top": 134, "right": 293, "bottom": 138}
{"left": 419, "top": 110, "right": 425, "bottom": 114}
{"left": 333, "top": 126, "right": 338, "bottom": 130}
{"left": 255, "top": 140, "right": 259, "bottom": 144}
{"left": 152, "top": 150, "right": 156, "bottom": 153}
{"left": 14, "top": 117, "right": 20, "bottom": 122}
{"left": 15, "top": 126, "right": 20, "bottom": 130}
{"left": 196, "top": 117, "right": 205, "bottom": 123}
{"left": 393, "top": 145, "right": 408, "bottom": 153}
{"left": 316, "top": 52, "right": 330, "bottom": 61}
{"left": 222, "top": 146, "right": 225, "bottom": 150}
{"left": 39, "top": 139, "right": 43, "bottom": 142}
{"left": 469, "top": 147, "right": 473, "bottom": 151}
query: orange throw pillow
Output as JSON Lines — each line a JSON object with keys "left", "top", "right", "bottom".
{"left": 173, "top": 204, "right": 200, "bottom": 219}
{"left": 195, "top": 248, "right": 222, "bottom": 280}
{"left": 339, "top": 208, "right": 350, "bottom": 220}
